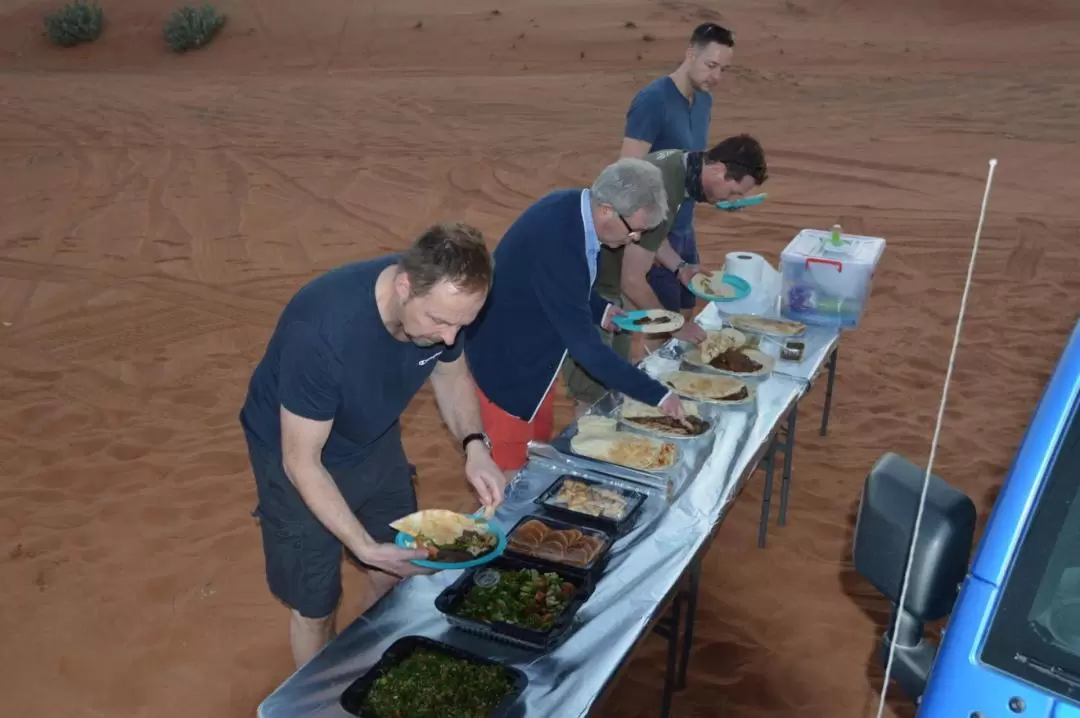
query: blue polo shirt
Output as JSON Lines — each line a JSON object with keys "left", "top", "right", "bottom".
{"left": 239, "top": 255, "right": 463, "bottom": 468}
{"left": 624, "top": 76, "right": 712, "bottom": 233}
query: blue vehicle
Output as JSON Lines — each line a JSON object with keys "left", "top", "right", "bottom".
{"left": 853, "top": 318, "right": 1080, "bottom": 716}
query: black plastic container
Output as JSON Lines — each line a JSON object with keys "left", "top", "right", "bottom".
{"left": 434, "top": 554, "right": 594, "bottom": 652}
{"left": 339, "top": 635, "right": 527, "bottom": 718}
{"left": 534, "top": 474, "right": 648, "bottom": 535}
{"left": 503, "top": 513, "right": 615, "bottom": 581}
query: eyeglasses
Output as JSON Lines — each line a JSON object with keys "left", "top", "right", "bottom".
{"left": 618, "top": 214, "right": 647, "bottom": 238}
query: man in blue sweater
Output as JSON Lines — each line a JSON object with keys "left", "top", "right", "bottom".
{"left": 464, "top": 158, "right": 688, "bottom": 474}
{"left": 620, "top": 22, "right": 736, "bottom": 316}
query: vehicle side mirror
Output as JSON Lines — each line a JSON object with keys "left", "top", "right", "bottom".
{"left": 852, "top": 452, "right": 978, "bottom": 703}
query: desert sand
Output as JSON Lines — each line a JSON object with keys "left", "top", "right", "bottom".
{"left": 2, "top": 0, "right": 1079, "bottom": 715}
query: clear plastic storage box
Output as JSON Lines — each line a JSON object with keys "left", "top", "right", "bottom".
{"left": 779, "top": 227, "right": 886, "bottom": 329}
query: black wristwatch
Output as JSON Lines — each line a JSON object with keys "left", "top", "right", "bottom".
{"left": 462, "top": 432, "right": 492, "bottom": 453}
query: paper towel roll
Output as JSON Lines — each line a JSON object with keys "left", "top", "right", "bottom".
{"left": 723, "top": 252, "right": 765, "bottom": 286}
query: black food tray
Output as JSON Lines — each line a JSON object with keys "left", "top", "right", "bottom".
{"left": 339, "top": 635, "right": 527, "bottom": 718}
{"left": 434, "top": 554, "right": 594, "bottom": 652}
{"left": 534, "top": 474, "right": 647, "bottom": 535}
{"left": 503, "top": 513, "right": 614, "bottom": 581}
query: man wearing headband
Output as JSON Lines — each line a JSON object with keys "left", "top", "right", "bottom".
{"left": 564, "top": 135, "right": 769, "bottom": 415}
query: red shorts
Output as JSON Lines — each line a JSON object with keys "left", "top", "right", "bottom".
{"left": 476, "top": 384, "right": 556, "bottom": 472}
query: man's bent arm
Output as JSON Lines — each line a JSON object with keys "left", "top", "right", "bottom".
{"left": 430, "top": 354, "right": 486, "bottom": 446}
{"left": 622, "top": 242, "right": 667, "bottom": 311}
{"left": 654, "top": 239, "right": 688, "bottom": 274}
{"left": 280, "top": 407, "right": 377, "bottom": 557}
{"left": 620, "top": 137, "right": 652, "bottom": 159}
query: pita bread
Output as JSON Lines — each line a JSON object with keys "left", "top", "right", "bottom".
{"left": 661, "top": 370, "right": 754, "bottom": 404}
{"left": 699, "top": 328, "right": 747, "bottom": 364}
{"left": 389, "top": 509, "right": 484, "bottom": 545}
{"left": 570, "top": 433, "right": 678, "bottom": 471}
{"left": 690, "top": 271, "right": 737, "bottom": 299}
{"left": 625, "top": 309, "right": 685, "bottom": 335}
{"left": 684, "top": 345, "right": 775, "bottom": 377}
{"left": 725, "top": 314, "right": 806, "bottom": 338}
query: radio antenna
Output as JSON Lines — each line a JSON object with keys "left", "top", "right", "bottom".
{"left": 875, "top": 158, "right": 999, "bottom": 718}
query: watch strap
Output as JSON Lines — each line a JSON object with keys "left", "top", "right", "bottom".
{"left": 462, "top": 432, "right": 489, "bottom": 452}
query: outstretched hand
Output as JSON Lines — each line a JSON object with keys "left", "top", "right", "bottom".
{"left": 355, "top": 542, "right": 433, "bottom": 579}
{"left": 602, "top": 304, "right": 626, "bottom": 333}
{"left": 464, "top": 443, "right": 506, "bottom": 514}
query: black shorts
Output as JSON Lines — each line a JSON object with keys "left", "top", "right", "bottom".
{"left": 244, "top": 429, "right": 418, "bottom": 619}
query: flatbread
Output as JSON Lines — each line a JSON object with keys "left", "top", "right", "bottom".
{"left": 661, "top": 370, "right": 754, "bottom": 405}
{"left": 625, "top": 309, "right": 685, "bottom": 335}
{"left": 389, "top": 509, "right": 484, "bottom": 545}
{"left": 684, "top": 345, "right": 775, "bottom": 377}
{"left": 570, "top": 433, "right": 678, "bottom": 471}
{"left": 690, "top": 272, "right": 737, "bottom": 299}
{"left": 699, "top": 328, "right": 747, "bottom": 364}
{"left": 725, "top": 314, "right": 806, "bottom": 338}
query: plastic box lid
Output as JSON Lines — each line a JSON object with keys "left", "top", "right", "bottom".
{"left": 782, "top": 228, "right": 886, "bottom": 268}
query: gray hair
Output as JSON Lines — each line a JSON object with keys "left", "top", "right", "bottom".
{"left": 590, "top": 158, "right": 669, "bottom": 229}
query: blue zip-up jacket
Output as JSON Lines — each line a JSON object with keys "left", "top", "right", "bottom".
{"left": 465, "top": 189, "right": 670, "bottom": 421}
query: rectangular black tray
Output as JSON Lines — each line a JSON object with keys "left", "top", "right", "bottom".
{"left": 434, "top": 554, "right": 594, "bottom": 652}
{"left": 339, "top": 635, "right": 527, "bottom": 718}
{"left": 503, "top": 513, "right": 614, "bottom": 581}
{"left": 534, "top": 474, "right": 648, "bottom": 535}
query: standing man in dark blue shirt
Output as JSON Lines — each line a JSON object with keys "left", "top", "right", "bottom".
{"left": 239, "top": 222, "right": 505, "bottom": 669}
{"left": 619, "top": 22, "right": 736, "bottom": 317}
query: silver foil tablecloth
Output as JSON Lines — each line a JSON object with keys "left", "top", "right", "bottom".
{"left": 257, "top": 368, "right": 809, "bottom": 718}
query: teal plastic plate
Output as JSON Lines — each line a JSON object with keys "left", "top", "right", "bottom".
{"left": 612, "top": 309, "right": 685, "bottom": 334}
{"left": 688, "top": 273, "right": 751, "bottom": 303}
{"left": 715, "top": 193, "right": 767, "bottom": 211}
{"left": 394, "top": 511, "right": 508, "bottom": 570}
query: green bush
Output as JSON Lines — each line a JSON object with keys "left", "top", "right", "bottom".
{"left": 163, "top": 3, "right": 226, "bottom": 53}
{"left": 43, "top": 0, "right": 104, "bottom": 47}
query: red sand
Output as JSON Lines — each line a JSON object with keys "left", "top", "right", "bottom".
{"left": 2, "top": 0, "right": 1079, "bottom": 716}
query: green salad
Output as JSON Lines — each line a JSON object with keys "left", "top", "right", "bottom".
{"left": 362, "top": 649, "right": 513, "bottom": 718}
{"left": 457, "top": 568, "right": 575, "bottom": 631}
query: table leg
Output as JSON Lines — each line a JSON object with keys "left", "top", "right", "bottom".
{"left": 779, "top": 404, "right": 798, "bottom": 527}
{"left": 677, "top": 559, "right": 701, "bottom": 691}
{"left": 819, "top": 347, "right": 838, "bottom": 436}
{"left": 757, "top": 437, "right": 777, "bottom": 548}
{"left": 660, "top": 592, "right": 683, "bottom": 718}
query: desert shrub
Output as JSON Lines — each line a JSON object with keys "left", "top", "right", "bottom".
{"left": 163, "top": 3, "right": 226, "bottom": 53}
{"left": 43, "top": 0, "right": 104, "bottom": 47}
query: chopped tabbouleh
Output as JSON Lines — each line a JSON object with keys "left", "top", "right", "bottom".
{"left": 362, "top": 649, "right": 512, "bottom": 718}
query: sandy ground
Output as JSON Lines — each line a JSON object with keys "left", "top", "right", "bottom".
{"left": 2, "top": 0, "right": 1079, "bottom": 715}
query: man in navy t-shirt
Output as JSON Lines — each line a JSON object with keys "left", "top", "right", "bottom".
{"left": 619, "top": 22, "right": 736, "bottom": 316}
{"left": 239, "top": 222, "right": 505, "bottom": 668}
